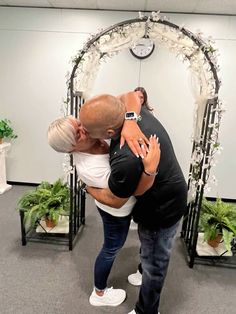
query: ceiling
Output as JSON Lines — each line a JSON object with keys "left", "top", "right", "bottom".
{"left": 0, "top": 0, "right": 236, "bottom": 15}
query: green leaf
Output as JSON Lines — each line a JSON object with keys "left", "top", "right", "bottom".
{"left": 222, "top": 229, "right": 234, "bottom": 252}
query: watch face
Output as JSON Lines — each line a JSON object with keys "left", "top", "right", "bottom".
{"left": 125, "top": 112, "right": 138, "bottom": 120}
{"left": 126, "top": 112, "right": 135, "bottom": 118}
{"left": 130, "top": 37, "right": 155, "bottom": 59}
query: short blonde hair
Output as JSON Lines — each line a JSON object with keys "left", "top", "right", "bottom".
{"left": 47, "top": 116, "right": 78, "bottom": 153}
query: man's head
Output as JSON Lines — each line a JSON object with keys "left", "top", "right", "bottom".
{"left": 47, "top": 116, "right": 97, "bottom": 153}
{"left": 79, "top": 94, "right": 125, "bottom": 139}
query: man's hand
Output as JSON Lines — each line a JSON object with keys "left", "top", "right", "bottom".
{"left": 86, "top": 186, "right": 129, "bottom": 208}
{"left": 120, "top": 120, "right": 149, "bottom": 158}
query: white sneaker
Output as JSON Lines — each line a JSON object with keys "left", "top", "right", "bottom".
{"left": 128, "top": 270, "right": 142, "bottom": 286}
{"left": 89, "top": 287, "right": 126, "bottom": 306}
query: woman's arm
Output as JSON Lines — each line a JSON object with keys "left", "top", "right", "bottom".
{"left": 118, "top": 92, "right": 149, "bottom": 158}
{"left": 118, "top": 92, "right": 141, "bottom": 114}
{"left": 85, "top": 186, "right": 129, "bottom": 208}
{"left": 134, "top": 134, "right": 161, "bottom": 196}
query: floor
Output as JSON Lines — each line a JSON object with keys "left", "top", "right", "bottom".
{"left": 0, "top": 185, "right": 236, "bottom": 314}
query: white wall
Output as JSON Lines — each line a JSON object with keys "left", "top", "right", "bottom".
{"left": 0, "top": 7, "right": 235, "bottom": 199}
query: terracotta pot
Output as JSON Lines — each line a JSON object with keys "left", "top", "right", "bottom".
{"left": 207, "top": 234, "right": 223, "bottom": 248}
{"left": 0, "top": 138, "right": 3, "bottom": 144}
{"left": 45, "top": 218, "right": 57, "bottom": 228}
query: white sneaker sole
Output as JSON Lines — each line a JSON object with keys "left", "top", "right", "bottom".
{"left": 89, "top": 294, "right": 126, "bottom": 307}
{"left": 127, "top": 279, "right": 142, "bottom": 286}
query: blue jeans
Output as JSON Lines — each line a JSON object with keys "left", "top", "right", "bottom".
{"left": 135, "top": 220, "right": 180, "bottom": 314}
{"left": 94, "top": 207, "right": 131, "bottom": 290}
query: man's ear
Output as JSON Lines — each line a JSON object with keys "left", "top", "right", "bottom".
{"left": 107, "top": 129, "right": 116, "bottom": 138}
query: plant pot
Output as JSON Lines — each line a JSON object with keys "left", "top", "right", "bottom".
{"left": 0, "top": 138, "right": 3, "bottom": 144}
{"left": 207, "top": 234, "right": 223, "bottom": 248}
{"left": 45, "top": 218, "right": 57, "bottom": 228}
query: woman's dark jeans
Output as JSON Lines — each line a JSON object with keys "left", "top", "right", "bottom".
{"left": 135, "top": 220, "right": 180, "bottom": 314}
{"left": 94, "top": 207, "right": 131, "bottom": 290}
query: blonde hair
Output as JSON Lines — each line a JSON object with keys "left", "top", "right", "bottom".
{"left": 47, "top": 116, "right": 78, "bottom": 153}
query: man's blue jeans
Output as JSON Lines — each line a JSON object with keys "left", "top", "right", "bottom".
{"left": 94, "top": 207, "right": 131, "bottom": 290}
{"left": 135, "top": 220, "right": 180, "bottom": 314}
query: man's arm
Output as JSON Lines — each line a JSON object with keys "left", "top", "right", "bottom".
{"left": 86, "top": 186, "right": 129, "bottom": 209}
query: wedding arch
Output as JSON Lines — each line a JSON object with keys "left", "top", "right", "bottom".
{"left": 65, "top": 12, "right": 223, "bottom": 266}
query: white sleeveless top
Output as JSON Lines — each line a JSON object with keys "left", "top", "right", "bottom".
{"left": 73, "top": 152, "right": 136, "bottom": 217}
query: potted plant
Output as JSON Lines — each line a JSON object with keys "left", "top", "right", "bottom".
{"left": 0, "top": 119, "right": 17, "bottom": 144}
{"left": 199, "top": 198, "right": 236, "bottom": 251}
{"left": 17, "top": 179, "right": 70, "bottom": 229}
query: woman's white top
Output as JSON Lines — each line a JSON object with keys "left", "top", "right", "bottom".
{"left": 73, "top": 152, "right": 136, "bottom": 217}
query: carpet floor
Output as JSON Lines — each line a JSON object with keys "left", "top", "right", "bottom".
{"left": 0, "top": 185, "right": 235, "bottom": 314}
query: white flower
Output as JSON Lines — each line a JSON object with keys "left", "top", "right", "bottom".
{"left": 210, "top": 175, "right": 218, "bottom": 185}
{"left": 204, "top": 185, "right": 211, "bottom": 192}
{"left": 138, "top": 11, "right": 144, "bottom": 19}
{"left": 151, "top": 11, "right": 161, "bottom": 21}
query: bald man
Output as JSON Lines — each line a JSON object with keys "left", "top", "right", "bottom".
{"left": 80, "top": 93, "right": 187, "bottom": 314}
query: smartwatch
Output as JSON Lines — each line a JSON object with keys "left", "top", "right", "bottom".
{"left": 125, "top": 111, "right": 138, "bottom": 121}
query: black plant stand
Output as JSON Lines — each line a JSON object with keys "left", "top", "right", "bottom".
{"left": 19, "top": 179, "right": 86, "bottom": 250}
{"left": 19, "top": 91, "right": 86, "bottom": 250}
{"left": 181, "top": 197, "right": 236, "bottom": 268}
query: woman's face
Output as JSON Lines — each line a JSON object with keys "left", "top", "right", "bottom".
{"left": 136, "top": 91, "right": 144, "bottom": 106}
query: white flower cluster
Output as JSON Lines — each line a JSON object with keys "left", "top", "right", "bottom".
{"left": 62, "top": 154, "right": 74, "bottom": 180}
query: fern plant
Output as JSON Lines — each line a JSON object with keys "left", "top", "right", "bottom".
{"left": 199, "top": 198, "right": 236, "bottom": 251}
{"left": 17, "top": 179, "right": 70, "bottom": 228}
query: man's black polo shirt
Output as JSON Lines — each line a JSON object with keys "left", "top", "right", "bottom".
{"left": 108, "top": 107, "right": 187, "bottom": 229}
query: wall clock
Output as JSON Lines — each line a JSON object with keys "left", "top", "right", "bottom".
{"left": 130, "top": 37, "right": 155, "bottom": 59}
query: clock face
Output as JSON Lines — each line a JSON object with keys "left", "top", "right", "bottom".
{"left": 130, "top": 37, "right": 155, "bottom": 59}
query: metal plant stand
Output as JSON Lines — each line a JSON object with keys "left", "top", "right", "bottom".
{"left": 19, "top": 92, "right": 86, "bottom": 250}
{"left": 19, "top": 180, "right": 86, "bottom": 250}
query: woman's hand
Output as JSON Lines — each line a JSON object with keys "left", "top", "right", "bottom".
{"left": 120, "top": 120, "right": 149, "bottom": 158}
{"left": 142, "top": 134, "right": 161, "bottom": 174}
{"left": 134, "top": 134, "right": 161, "bottom": 196}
